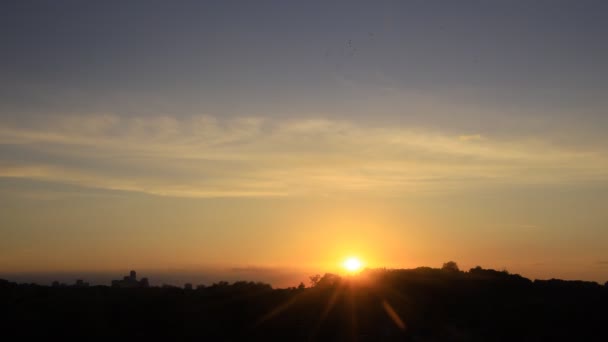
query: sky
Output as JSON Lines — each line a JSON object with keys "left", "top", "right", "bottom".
{"left": 1, "top": 0, "right": 608, "bottom": 286}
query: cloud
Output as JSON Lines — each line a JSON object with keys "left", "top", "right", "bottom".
{"left": 0, "top": 114, "right": 607, "bottom": 198}
{"left": 459, "top": 134, "right": 484, "bottom": 142}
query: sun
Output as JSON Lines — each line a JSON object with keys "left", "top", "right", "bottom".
{"left": 343, "top": 257, "right": 363, "bottom": 273}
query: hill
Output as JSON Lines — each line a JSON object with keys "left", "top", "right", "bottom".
{"left": 1, "top": 266, "right": 607, "bottom": 340}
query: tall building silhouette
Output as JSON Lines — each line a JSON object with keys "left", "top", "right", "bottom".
{"left": 111, "top": 270, "right": 149, "bottom": 288}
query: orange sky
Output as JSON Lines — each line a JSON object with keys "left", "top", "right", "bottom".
{"left": 2, "top": 2, "right": 608, "bottom": 285}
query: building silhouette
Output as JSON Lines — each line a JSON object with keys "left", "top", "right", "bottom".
{"left": 111, "top": 270, "right": 149, "bottom": 288}
{"left": 74, "top": 279, "right": 89, "bottom": 288}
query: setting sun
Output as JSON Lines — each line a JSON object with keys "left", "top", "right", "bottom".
{"left": 343, "top": 257, "right": 363, "bottom": 272}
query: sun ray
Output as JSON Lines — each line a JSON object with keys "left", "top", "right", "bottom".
{"left": 309, "top": 283, "right": 345, "bottom": 339}
{"left": 382, "top": 299, "right": 407, "bottom": 331}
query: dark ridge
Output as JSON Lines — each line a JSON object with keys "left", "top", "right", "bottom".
{"left": 1, "top": 265, "right": 607, "bottom": 340}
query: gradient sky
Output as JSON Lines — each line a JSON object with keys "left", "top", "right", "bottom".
{"left": 2, "top": 1, "right": 608, "bottom": 285}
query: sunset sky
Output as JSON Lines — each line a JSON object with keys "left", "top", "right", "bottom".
{"left": 2, "top": 1, "right": 608, "bottom": 285}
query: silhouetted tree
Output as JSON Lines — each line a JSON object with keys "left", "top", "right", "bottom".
{"left": 309, "top": 274, "right": 321, "bottom": 287}
{"left": 442, "top": 261, "right": 460, "bottom": 272}
{"left": 317, "top": 273, "right": 341, "bottom": 287}
{"left": 470, "top": 266, "right": 483, "bottom": 273}
{"left": 2, "top": 266, "right": 608, "bottom": 340}
{"left": 297, "top": 282, "right": 306, "bottom": 290}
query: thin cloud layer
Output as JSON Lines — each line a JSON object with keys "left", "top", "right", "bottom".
{"left": 1, "top": 114, "right": 606, "bottom": 198}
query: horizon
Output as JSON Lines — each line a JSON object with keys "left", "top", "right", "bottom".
{"left": 2, "top": 260, "right": 606, "bottom": 288}
{"left": 2, "top": 1, "right": 608, "bottom": 285}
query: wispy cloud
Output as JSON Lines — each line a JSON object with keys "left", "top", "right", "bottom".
{"left": 459, "top": 134, "right": 484, "bottom": 142}
{"left": 1, "top": 114, "right": 607, "bottom": 198}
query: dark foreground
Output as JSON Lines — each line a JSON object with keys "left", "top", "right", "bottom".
{"left": 2, "top": 267, "right": 607, "bottom": 341}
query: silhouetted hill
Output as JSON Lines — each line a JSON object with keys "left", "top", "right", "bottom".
{"left": 1, "top": 266, "right": 607, "bottom": 340}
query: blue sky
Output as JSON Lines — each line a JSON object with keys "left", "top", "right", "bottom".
{"left": 3, "top": 1, "right": 608, "bottom": 119}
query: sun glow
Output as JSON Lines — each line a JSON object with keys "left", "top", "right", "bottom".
{"left": 343, "top": 257, "right": 363, "bottom": 272}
